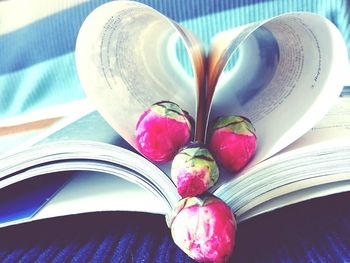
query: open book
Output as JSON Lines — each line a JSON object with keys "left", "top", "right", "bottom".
{"left": 0, "top": 1, "right": 349, "bottom": 228}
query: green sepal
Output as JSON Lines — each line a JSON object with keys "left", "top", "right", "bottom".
{"left": 212, "top": 115, "right": 255, "bottom": 136}
{"left": 165, "top": 193, "right": 216, "bottom": 228}
{"left": 151, "top": 101, "right": 185, "bottom": 120}
{"left": 175, "top": 143, "right": 218, "bottom": 179}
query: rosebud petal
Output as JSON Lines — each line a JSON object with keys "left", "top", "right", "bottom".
{"left": 209, "top": 116, "right": 257, "bottom": 173}
{"left": 171, "top": 143, "right": 219, "bottom": 198}
{"left": 135, "top": 101, "right": 193, "bottom": 162}
{"left": 168, "top": 194, "right": 236, "bottom": 263}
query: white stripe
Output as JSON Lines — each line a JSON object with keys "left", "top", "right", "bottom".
{"left": 0, "top": 0, "right": 89, "bottom": 34}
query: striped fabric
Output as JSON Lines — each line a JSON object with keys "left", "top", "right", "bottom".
{"left": 1, "top": 192, "right": 350, "bottom": 262}
{"left": 0, "top": 0, "right": 349, "bottom": 121}
{"left": 1, "top": 1, "right": 350, "bottom": 262}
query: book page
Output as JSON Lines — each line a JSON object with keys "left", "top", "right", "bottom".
{"left": 281, "top": 96, "right": 350, "bottom": 151}
{"left": 237, "top": 174, "right": 350, "bottom": 222}
{"left": 206, "top": 22, "right": 262, "bottom": 118}
{"left": 208, "top": 13, "right": 348, "bottom": 163}
{"left": 33, "top": 171, "right": 168, "bottom": 222}
{"left": 0, "top": 170, "right": 169, "bottom": 228}
{"left": 75, "top": 1, "right": 205, "bottom": 148}
{"left": 215, "top": 139, "right": 350, "bottom": 221}
{"left": 0, "top": 142, "right": 179, "bottom": 218}
{"left": 0, "top": 109, "right": 180, "bottom": 227}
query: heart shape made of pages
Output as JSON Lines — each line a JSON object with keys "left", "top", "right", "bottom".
{"left": 75, "top": 1, "right": 348, "bottom": 162}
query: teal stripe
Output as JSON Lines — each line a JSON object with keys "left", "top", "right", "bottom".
{"left": 0, "top": 53, "right": 85, "bottom": 118}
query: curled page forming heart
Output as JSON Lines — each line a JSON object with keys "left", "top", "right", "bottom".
{"left": 75, "top": 1, "right": 205, "bottom": 149}
{"left": 206, "top": 12, "right": 348, "bottom": 163}
{"left": 76, "top": 1, "right": 348, "bottom": 164}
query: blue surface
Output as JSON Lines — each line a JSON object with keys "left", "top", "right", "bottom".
{"left": 0, "top": 173, "right": 72, "bottom": 225}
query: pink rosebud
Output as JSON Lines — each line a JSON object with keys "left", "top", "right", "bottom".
{"left": 171, "top": 142, "right": 219, "bottom": 198}
{"left": 135, "top": 101, "right": 193, "bottom": 163}
{"left": 167, "top": 194, "right": 236, "bottom": 263}
{"left": 209, "top": 116, "right": 257, "bottom": 173}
